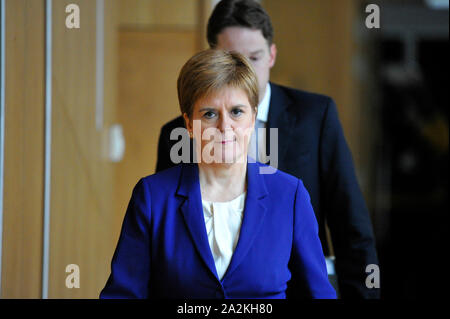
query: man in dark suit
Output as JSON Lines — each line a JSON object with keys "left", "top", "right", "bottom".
{"left": 156, "top": 0, "right": 379, "bottom": 299}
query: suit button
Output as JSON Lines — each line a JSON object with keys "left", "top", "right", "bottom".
{"left": 215, "top": 290, "right": 223, "bottom": 298}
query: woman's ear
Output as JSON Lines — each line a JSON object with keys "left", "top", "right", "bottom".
{"left": 182, "top": 113, "right": 192, "bottom": 135}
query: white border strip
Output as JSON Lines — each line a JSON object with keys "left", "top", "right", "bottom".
{"left": 42, "top": 0, "right": 52, "bottom": 299}
{"left": 96, "top": 0, "right": 104, "bottom": 131}
{"left": 0, "top": 0, "right": 6, "bottom": 298}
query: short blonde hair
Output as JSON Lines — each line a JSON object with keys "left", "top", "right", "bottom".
{"left": 177, "top": 49, "right": 259, "bottom": 118}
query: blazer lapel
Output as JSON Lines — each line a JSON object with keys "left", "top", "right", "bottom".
{"left": 266, "top": 83, "right": 297, "bottom": 166}
{"left": 223, "top": 160, "right": 268, "bottom": 280}
{"left": 176, "top": 163, "right": 219, "bottom": 280}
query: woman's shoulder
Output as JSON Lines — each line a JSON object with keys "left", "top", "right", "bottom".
{"left": 140, "top": 164, "right": 184, "bottom": 191}
{"left": 253, "top": 161, "right": 300, "bottom": 190}
{"left": 251, "top": 162, "right": 307, "bottom": 210}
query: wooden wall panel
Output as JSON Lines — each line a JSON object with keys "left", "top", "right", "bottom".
{"left": 114, "top": 0, "right": 208, "bottom": 232}
{"left": 263, "top": 0, "right": 365, "bottom": 176}
{"left": 1, "top": 0, "right": 204, "bottom": 298}
{"left": 1, "top": 0, "right": 45, "bottom": 298}
{"left": 263, "top": 0, "right": 375, "bottom": 207}
{"left": 110, "top": 2, "right": 208, "bottom": 298}
{"left": 263, "top": 0, "right": 358, "bottom": 143}
{"left": 103, "top": 0, "right": 121, "bottom": 241}
{"left": 49, "top": 0, "right": 118, "bottom": 298}
{"left": 118, "top": 0, "right": 198, "bottom": 28}
{"left": 115, "top": 31, "right": 197, "bottom": 233}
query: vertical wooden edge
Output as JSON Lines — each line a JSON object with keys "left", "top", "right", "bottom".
{"left": 197, "top": 0, "right": 212, "bottom": 51}
{"left": 2, "top": 0, "right": 46, "bottom": 298}
{"left": 42, "top": 0, "right": 52, "bottom": 300}
{"left": 0, "top": 0, "right": 6, "bottom": 299}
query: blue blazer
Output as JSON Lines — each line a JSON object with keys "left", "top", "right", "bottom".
{"left": 100, "top": 161, "right": 336, "bottom": 299}
{"left": 156, "top": 83, "right": 379, "bottom": 298}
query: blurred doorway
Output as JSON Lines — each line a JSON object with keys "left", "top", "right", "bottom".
{"left": 372, "top": 1, "right": 448, "bottom": 299}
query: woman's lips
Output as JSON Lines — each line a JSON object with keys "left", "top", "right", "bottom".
{"left": 217, "top": 137, "right": 237, "bottom": 144}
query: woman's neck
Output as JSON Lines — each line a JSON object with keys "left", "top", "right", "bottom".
{"left": 198, "top": 158, "right": 247, "bottom": 202}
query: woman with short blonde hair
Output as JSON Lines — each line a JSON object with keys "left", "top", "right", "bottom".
{"left": 101, "top": 49, "right": 336, "bottom": 299}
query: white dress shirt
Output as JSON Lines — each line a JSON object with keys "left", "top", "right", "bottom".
{"left": 257, "top": 83, "right": 271, "bottom": 123}
{"left": 202, "top": 192, "right": 247, "bottom": 280}
{"left": 248, "top": 83, "right": 271, "bottom": 162}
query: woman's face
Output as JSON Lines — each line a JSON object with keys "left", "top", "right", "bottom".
{"left": 184, "top": 86, "right": 256, "bottom": 164}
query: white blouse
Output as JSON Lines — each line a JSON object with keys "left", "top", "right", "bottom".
{"left": 202, "top": 192, "right": 246, "bottom": 280}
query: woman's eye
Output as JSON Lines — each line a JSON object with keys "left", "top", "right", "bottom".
{"left": 203, "top": 111, "right": 216, "bottom": 119}
{"left": 231, "top": 108, "right": 243, "bottom": 117}
{"left": 250, "top": 56, "right": 259, "bottom": 62}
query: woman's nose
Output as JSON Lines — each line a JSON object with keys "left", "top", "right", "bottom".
{"left": 217, "top": 113, "right": 232, "bottom": 133}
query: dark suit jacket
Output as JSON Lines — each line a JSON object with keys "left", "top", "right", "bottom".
{"left": 100, "top": 161, "right": 336, "bottom": 299}
{"left": 156, "top": 82, "right": 379, "bottom": 298}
